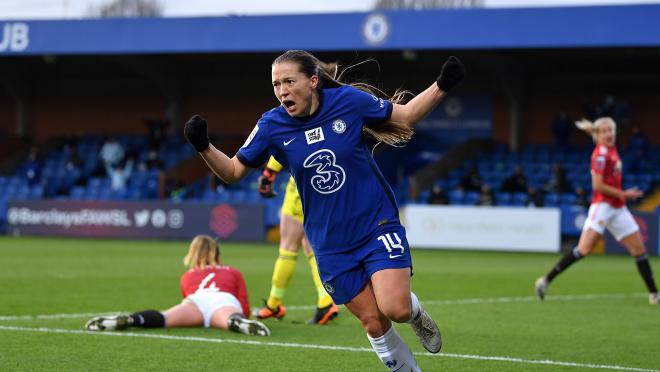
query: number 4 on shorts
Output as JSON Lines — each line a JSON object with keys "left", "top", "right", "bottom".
{"left": 378, "top": 233, "right": 404, "bottom": 259}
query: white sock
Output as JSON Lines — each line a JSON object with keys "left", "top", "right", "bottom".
{"left": 368, "top": 326, "right": 420, "bottom": 372}
{"left": 407, "top": 292, "right": 421, "bottom": 323}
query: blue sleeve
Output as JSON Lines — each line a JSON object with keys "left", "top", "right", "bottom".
{"left": 236, "top": 120, "right": 271, "bottom": 168}
{"left": 347, "top": 86, "right": 393, "bottom": 124}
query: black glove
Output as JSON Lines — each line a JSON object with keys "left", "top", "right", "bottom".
{"left": 184, "top": 115, "right": 210, "bottom": 152}
{"left": 258, "top": 168, "right": 277, "bottom": 198}
{"left": 436, "top": 56, "right": 465, "bottom": 92}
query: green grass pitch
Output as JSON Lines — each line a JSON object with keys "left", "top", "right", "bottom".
{"left": 0, "top": 236, "right": 658, "bottom": 371}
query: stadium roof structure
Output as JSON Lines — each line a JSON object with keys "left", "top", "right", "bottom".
{"left": 1, "top": 4, "right": 660, "bottom": 55}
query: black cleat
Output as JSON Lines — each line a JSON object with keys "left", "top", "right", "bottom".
{"left": 307, "top": 303, "right": 339, "bottom": 325}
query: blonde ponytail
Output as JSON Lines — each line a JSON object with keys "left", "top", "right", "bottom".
{"left": 318, "top": 61, "right": 414, "bottom": 146}
{"left": 576, "top": 117, "right": 616, "bottom": 143}
{"left": 575, "top": 118, "right": 594, "bottom": 132}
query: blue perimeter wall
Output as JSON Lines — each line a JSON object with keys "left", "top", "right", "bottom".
{"left": 2, "top": 5, "right": 660, "bottom": 55}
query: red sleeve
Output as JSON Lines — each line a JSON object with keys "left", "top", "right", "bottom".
{"left": 591, "top": 145, "right": 606, "bottom": 175}
{"left": 233, "top": 269, "right": 251, "bottom": 317}
{"left": 180, "top": 272, "right": 187, "bottom": 298}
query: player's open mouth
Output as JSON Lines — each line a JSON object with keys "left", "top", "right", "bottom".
{"left": 282, "top": 100, "right": 296, "bottom": 111}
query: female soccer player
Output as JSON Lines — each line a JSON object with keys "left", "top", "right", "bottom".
{"left": 535, "top": 118, "right": 659, "bottom": 305}
{"left": 85, "top": 235, "right": 270, "bottom": 336}
{"left": 184, "top": 50, "right": 465, "bottom": 371}
{"left": 254, "top": 156, "right": 339, "bottom": 325}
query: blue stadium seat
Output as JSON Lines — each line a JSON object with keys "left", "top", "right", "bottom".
{"left": 544, "top": 193, "right": 560, "bottom": 207}
{"left": 464, "top": 192, "right": 479, "bottom": 205}
{"left": 495, "top": 192, "right": 511, "bottom": 205}
{"left": 448, "top": 190, "right": 464, "bottom": 205}
{"left": 560, "top": 193, "right": 577, "bottom": 206}
{"left": 69, "top": 186, "right": 85, "bottom": 200}
{"left": 229, "top": 190, "right": 247, "bottom": 204}
{"left": 511, "top": 192, "right": 527, "bottom": 206}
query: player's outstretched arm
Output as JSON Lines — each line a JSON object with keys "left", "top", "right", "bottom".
{"left": 592, "top": 173, "right": 643, "bottom": 201}
{"left": 184, "top": 115, "right": 250, "bottom": 184}
{"left": 388, "top": 56, "right": 465, "bottom": 128}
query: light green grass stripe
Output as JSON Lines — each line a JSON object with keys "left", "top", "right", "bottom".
{"left": 0, "top": 292, "right": 645, "bottom": 320}
{"left": 0, "top": 325, "right": 657, "bottom": 372}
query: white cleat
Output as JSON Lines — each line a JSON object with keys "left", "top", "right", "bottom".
{"left": 410, "top": 309, "right": 442, "bottom": 353}
{"left": 229, "top": 316, "right": 270, "bottom": 337}
{"left": 85, "top": 315, "right": 130, "bottom": 331}
{"left": 650, "top": 293, "right": 659, "bottom": 305}
{"left": 535, "top": 277, "right": 549, "bottom": 300}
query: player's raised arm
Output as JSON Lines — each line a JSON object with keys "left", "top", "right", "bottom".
{"left": 388, "top": 56, "right": 465, "bottom": 128}
{"left": 183, "top": 115, "right": 251, "bottom": 184}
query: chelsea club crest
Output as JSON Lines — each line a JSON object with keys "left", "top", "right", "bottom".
{"left": 323, "top": 282, "right": 335, "bottom": 294}
{"left": 332, "top": 119, "right": 346, "bottom": 134}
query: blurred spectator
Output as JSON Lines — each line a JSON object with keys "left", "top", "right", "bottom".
{"left": 145, "top": 119, "right": 169, "bottom": 148}
{"left": 169, "top": 180, "right": 187, "bottom": 201}
{"left": 105, "top": 158, "right": 134, "bottom": 191}
{"left": 99, "top": 136, "right": 125, "bottom": 168}
{"left": 460, "top": 166, "right": 482, "bottom": 192}
{"left": 587, "top": 95, "right": 631, "bottom": 124}
{"left": 544, "top": 162, "right": 569, "bottom": 194}
{"left": 574, "top": 186, "right": 590, "bottom": 209}
{"left": 65, "top": 147, "right": 83, "bottom": 172}
{"left": 500, "top": 165, "right": 527, "bottom": 193}
{"left": 61, "top": 136, "right": 78, "bottom": 158}
{"left": 65, "top": 146, "right": 84, "bottom": 186}
{"left": 626, "top": 126, "right": 649, "bottom": 173}
{"left": 601, "top": 95, "right": 617, "bottom": 118}
{"left": 428, "top": 185, "right": 449, "bottom": 205}
{"left": 551, "top": 111, "right": 572, "bottom": 148}
{"left": 627, "top": 126, "right": 649, "bottom": 156}
{"left": 22, "top": 146, "right": 42, "bottom": 186}
{"left": 142, "top": 147, "right": 163, "bottom": 171}
{"left": 206, "top": 171, "right": 225, "bottom": 194}
{"left": 477, "top": 184, "right": 496, "bottom": 206}
{"left": 525, "top": 187, "right": 544, "bottom": 208}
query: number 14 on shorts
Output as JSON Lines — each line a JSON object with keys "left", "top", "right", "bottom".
{"left": 378, "top": 233, "right": 404, "bottom": 259}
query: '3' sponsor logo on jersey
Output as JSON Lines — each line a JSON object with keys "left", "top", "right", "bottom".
{"left": 303, "top": 149, "right": 345, "bottom": 194}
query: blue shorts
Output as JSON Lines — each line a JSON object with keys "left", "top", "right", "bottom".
{"left": 315, "top": 224, "right": 412, "bottom": 305}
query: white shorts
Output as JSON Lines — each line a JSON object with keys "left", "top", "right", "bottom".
{"left": 583, "top": 202, "right": 639, "bottom": 241}
{"left": 183, "top": 290, "right": 242, "bottom": 328}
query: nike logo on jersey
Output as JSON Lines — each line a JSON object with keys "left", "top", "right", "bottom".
{"left": 389, "top": 254, "right": 403, "bottom": 259}
{"left": 283, "top": 138, "right": 295, "bottom": 146}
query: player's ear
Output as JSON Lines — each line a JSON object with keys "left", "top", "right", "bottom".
{"left": 310, "top": 75, "right": 319, "bottom": 89}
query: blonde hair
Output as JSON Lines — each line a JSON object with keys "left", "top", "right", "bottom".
{"left": 183, "top": 235, "right": 220, "bottom": 270}
{"left": 273, "top": 50, "right": 413, "bottom": 146}
{"left": 575, "top": 117, "right": 617, "bottom": 143}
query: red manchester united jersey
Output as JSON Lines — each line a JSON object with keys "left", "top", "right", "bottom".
{"left": 590, "top": 144, "right": 623, "bottom": 208}
{"left": 180, "top": 265, "right": 250, "bottom": 317}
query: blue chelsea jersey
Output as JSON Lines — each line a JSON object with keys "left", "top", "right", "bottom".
{"left": 237, "top": 85, "right": 399, "bottom": 255}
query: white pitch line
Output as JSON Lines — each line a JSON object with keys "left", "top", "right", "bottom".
{"left": 0, "top": 293, "right": 645, "bottom": 320}
{"left": 286, "top": 292, "right": 645, "bottom": 310}
{"left": 421, "top": 292, "right": 645, "bottom": 306}
{"left": 0, "top": 325, "right": 656, "bottom": 372}
{"left": 0, "top": 311, "right": 120, "bottom": 321}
